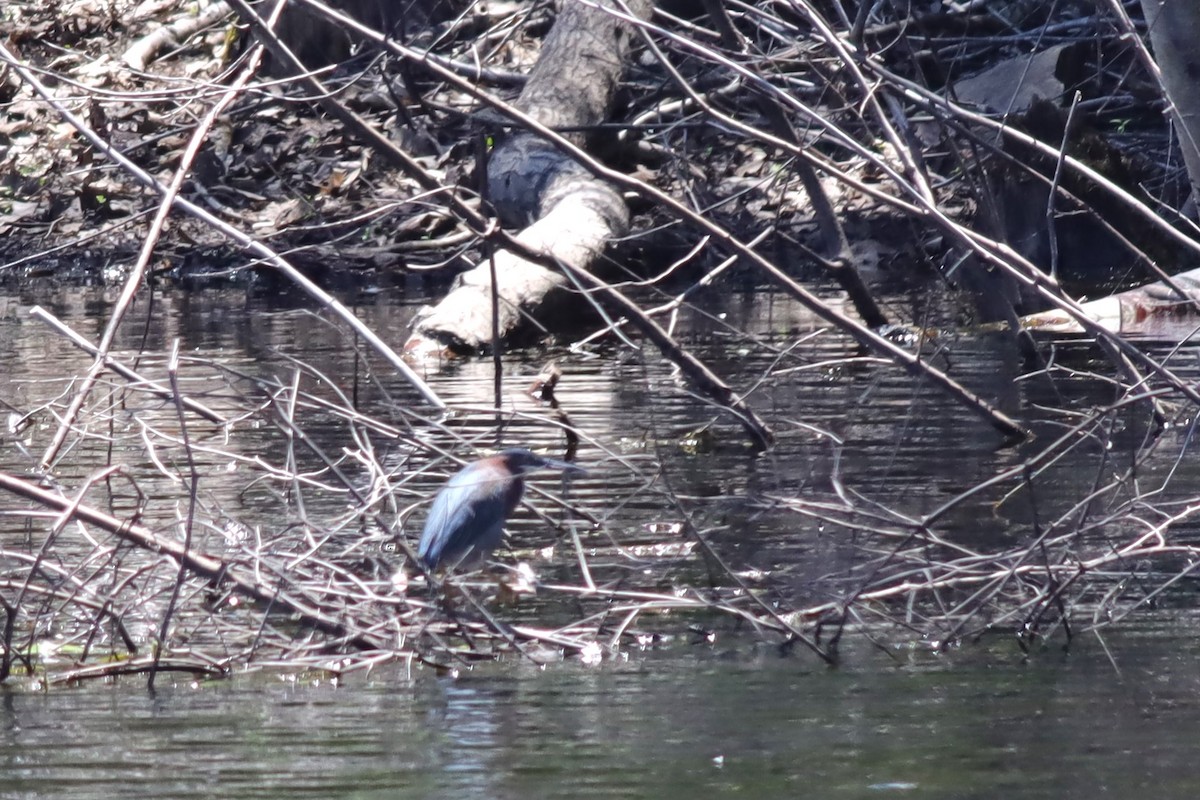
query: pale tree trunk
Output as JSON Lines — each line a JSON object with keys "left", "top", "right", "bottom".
{"left": 404, "top": 0, "right": 654, "bottom": 359}
{"left": 1141, "top": 0, "right": 1200, "bottom": 211}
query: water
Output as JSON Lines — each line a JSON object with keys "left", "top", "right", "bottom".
{"left": 5, "top": 631, "right": 1200, "bottom": 799}
{"left": 3, "top": 280, "right": 1200, "bottom": 797}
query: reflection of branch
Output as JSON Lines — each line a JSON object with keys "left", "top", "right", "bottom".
{"left": 776, "top": 485, "right": 1200, "bottom": 646}
{"left": 52, "top": 656, "right": 227, "bottom": 685}
{"left": 0, "top": 567, "right": 139, "bottom": 680}
{"left": 563, "top": 264, "right": 778, "bottom": 448}
{"left": 37, "top": 31, "right": 270, "bottom": 471}
{"left": 30, "top": 306, "right": 225, "bottom": 424}
{"left": 149, "top": 341, "right": 202, "bottom": 689}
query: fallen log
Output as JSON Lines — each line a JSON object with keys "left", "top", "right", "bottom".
{"left": 404, "top": 0, "right": 654, "bottom": 358}
{"left": 1021, "top": 268, "right": 1200, "bottom": 337}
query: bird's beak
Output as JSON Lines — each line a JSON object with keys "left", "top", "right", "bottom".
{"left": 543, "top": 458, "right": 587, "bottom": 474}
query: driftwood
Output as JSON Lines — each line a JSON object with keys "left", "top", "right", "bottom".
{"left": 183, "top": 0, "right": 1028, "bottom": 444}
{"left": 1021, "top": 267, "right": 1200, "bottom": 336}
{"left": 228, "top": 0, "right": 773, "bottom": 445}
{"left": 404, "top": 0, "right": 655, "bottom": 357}
{"left": 122, "top": 0, "right": 232, "bottom": 71}
{"left": 1141, "top": 0, "right": 1200, "bottom": 206}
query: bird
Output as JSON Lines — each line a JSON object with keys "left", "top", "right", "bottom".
{"left": 417, "top": 449, "right": 585, "bottom": 572}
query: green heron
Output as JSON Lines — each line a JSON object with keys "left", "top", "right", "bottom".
{"left": 417, "top": 449, "right": 585, "bottom": 572}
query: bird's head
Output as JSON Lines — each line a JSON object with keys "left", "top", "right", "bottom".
{"left": 497, "top": 448, "right": 586, "bottom": 477}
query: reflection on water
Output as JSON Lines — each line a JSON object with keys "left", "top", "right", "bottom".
{"left": 4, "top": 282, "right": 1200, "bottom": 795}
{"left": 4, "top": 630, "right": 1200, "bottom": 799}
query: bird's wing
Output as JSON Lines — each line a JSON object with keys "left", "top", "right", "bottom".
{"left": 418, "top": 466, "right": 509, "bottom": 566}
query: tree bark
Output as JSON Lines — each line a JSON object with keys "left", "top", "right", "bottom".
{"left": 404, "top": 0, "right": 654, "bottom": 358}
{"left": 1141, "top": 0, "right": 1200, "bottom": 211}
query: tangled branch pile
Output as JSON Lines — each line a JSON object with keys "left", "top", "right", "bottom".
{"left": 4, "top": 0, "right": 1200, "bottom": 683}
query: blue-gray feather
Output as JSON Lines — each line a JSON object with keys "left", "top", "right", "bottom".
{"left": 418, "top": 460, "right": 515, "bottom": 570}
{"left": 416, "top": 449, "right": 585, "bottom": 571}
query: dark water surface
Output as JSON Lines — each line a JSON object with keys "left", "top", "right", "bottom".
{"left": 6, "top": 631, "right": 1200, "bottom": 799}
{"left": 4, "top": 282, "right": 1200, "bottom": 797}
